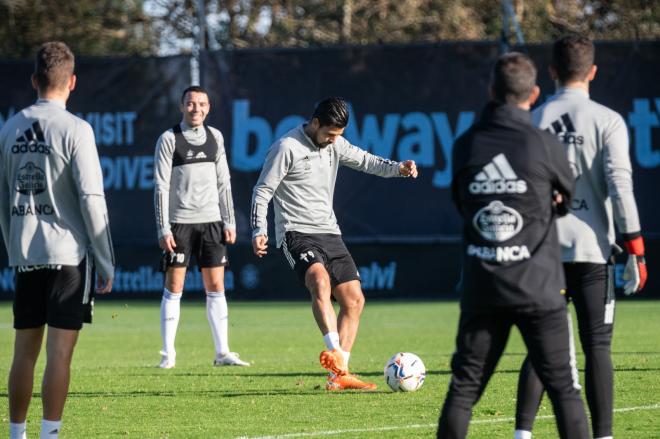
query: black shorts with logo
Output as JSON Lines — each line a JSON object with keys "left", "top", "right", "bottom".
{"left": 282, "top": 231, "right": 360, "bottom": 287}
{"left": 162, "top": 222, "right": 228, "bottom": 271}
{"left": 13, "top": 257, "right": 94, "bottom": 331}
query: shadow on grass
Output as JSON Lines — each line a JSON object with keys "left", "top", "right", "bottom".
{"left": 115, "top": 369, "right": 453, "bottom": 378}
{"left": 0, "top": 388, "right": 396, "bottom": 399}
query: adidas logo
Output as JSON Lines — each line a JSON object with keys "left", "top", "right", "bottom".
{"left": 547, "top": 113, "right": 583, "bottom": 145}
{"left": 186, "top": 150, "right": 193, "bottom": 158}
{"left": 195, "top": 151, "right": 207, "bottom": 159}
{"left": 469, "top": 153, "right": 527, "bottom": 194}
{"left": 11, "top": 121, "right": 51, "bottom": 155}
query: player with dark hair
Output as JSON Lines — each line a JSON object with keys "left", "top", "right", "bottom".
{"left": 154, "top": 85, "right": 249, "bottom": 369}
{"left": 514, "top": 34, "right": 646, "bottom": 439}
{"left": 251, "top": 97, "right": 418, "bottom": 391}
{"left": 436, "top": 52, "right": 589, "bottom": 438}
{"left": 0, "top": 41, "right": 115, "bottom": 439}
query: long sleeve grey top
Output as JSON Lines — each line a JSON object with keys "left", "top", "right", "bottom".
{"left": 0, "top": 99, "right": 115, "bottom": 279}
{"left": 533, "top": 87, "right": 641, "bottom": 263}
{"left": 251, "top": 124, "right": 403, "bottom": 247}
{"left": 153, "top": 122, "right": 235, "bottom": 240}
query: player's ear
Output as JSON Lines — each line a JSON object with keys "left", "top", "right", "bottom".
{"left": 587, "top": 65, "right": 597, "bottom": 82}
{"left": 310, "top": 117, "right": 320, "bottom": 130}
{"left": 31, "top": 74, "right": 38, "bottom": 92}
{"left": 68, "top": 74, "right": 77, "bottom": 92}
{"left": 548, "top": 65, "right": 558, "bottom": 81}
{"left": 529, "top": 85, "right": 541, "bottom": 106}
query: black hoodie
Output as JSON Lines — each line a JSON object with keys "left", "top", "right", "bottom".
{"left": 451, "top": 101, "right": 574, "bottom": 311}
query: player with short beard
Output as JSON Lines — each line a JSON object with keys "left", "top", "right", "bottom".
{"left": 251, "top": 97, "right": 418, "bottom": 391}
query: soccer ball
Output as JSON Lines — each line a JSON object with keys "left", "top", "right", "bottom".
{"left": 384, "top": 352, "right": 426, "bottom": 392}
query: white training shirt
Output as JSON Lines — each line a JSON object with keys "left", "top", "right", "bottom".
{"left": 0, "top": 99, "right": 115, "bottom": 279}
{"left": 533, "top": 87, "right": 641, "bottom": 263}
{"left": 251, "top": 124, "right": 403, "bottom": 246}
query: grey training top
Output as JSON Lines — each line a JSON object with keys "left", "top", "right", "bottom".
{"left": 153, "top": 122, "right": 235, "bottom": 240}
{"left": 0, "top": 99, "right": 115, "bottom": 279}
{"left": 251, "top": 124, "right": 403, "bottom": 246}
{"left": 533, "top": 87, "right": 641, "bottom": 263}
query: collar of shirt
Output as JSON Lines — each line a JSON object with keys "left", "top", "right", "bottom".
{"left": 36, "top": 98, "right": 66, "bottom": 109}
{"left": 481, "top": 100, "right": 531, "bottom": 124}
{"left": 555, "top": 86, "right": 589, "bottom": 99}
{"left": 178, "top": 120, "right": 207, "bottom": 142}
{"left": 299, "top": 124, "right": 322, "bottom": 151}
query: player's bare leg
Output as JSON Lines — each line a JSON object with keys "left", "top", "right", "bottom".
{"left": 159, "top": 267, "right": 186, "bottom": 368}
{"left": 203, "top": 267, "right": 249, "bottom": 366}
{"left": 42, "top": 327, "right": 79, "bottom": 421}
{"left": 306, "top": 263, "right": 348, "bottom": 375}
{"left": 333, "top": 280, "right": 365, "bottom": 354}
{"left": 325, "top": 280, "right": 375, "bottom": 390}
{"left": 9, "top": 327, "right": 44, "bottom": 422}
{"left": 165, "top": 266, "right": 187, "bottom": 293}
{"left": 305, "top": 263, "right": 337, "bottom": 336}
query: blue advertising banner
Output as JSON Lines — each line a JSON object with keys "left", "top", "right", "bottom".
{"left": 0, "top": 41, "right": 658, "bottom": 298}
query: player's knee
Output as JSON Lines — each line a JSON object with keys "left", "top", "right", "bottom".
{"left": 343, "top": 293, "right": 365, "bottom": 313}
{"left": 205, "top": 281, "right": 224, "bottom": 292}
{"left": 166, "top": 280, "right": 184, "bottom": 293}
{"left": 305, "top": 270, "right": 331, "bottom": 294}
{"left": 579, "top": 331, "right": 612, "bottom": 351}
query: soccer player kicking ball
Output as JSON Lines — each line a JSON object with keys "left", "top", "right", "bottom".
{"left": 514, "top": 35, "right": 647, "bottom": 439}
{"left": 251, "top": 97, "right": 417, "bottom": 390}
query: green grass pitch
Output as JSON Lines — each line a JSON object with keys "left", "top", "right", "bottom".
{"left": 0, "top": 300, "right": 659, "bottom": 438}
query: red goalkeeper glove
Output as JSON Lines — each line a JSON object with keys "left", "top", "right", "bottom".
{"left": 622, "top": 234, "right": 647, "bottom": 295}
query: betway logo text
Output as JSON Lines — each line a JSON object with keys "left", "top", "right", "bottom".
{"left": 629, "top": 98, "right": 660, "bottom": 168}
{"left": 231, "top": 100, "right": 474, "bottom": 188}
{"left": 359, "top": 261, "right": 397, "bottom": 290}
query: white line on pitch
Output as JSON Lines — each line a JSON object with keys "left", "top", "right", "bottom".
{"left": 236, "top": 403, "right": 660, "bottom": 439}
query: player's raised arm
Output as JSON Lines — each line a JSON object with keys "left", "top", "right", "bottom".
{"left": 335, "top": 137, "right": 418, "bottom": 178}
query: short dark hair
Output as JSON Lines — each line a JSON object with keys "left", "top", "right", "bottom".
{"left": 312, "top": 97, "right": 349, "bottom": 128}
{"left": 181, "top": 85, "right": 209, "bottom": 103}
{"left": 491, "top": 52, "right": 537, "bottom": 104}
{"left": 552, "top": 34, "right": 595, "bottom": 84}
{"left": 34, "top": 42, "right": 74, "bottom": 92}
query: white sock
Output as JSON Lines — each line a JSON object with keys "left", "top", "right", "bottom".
{"left": 160, "top": 289, "right": 181, "bottom": 359}
{"left": 343, "top": 351, "right": 351, "bottom": 367}
{"left": 40, "top": 419, "right": 61, "bottom": 439}
{"left": 323, "top": 332, "right": 341, "bottom": 350}
{"left": 10, "top": 421, "right": 27, "bottom": 439}
{"left": 206, "top": 291, "right": 229, "bottom": 356}
{"left": 514, "top": 430, "right": 532, "bottom": 439}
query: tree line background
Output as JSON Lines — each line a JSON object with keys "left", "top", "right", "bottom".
{"left": 0, "top": 0, "right": 658, "bottom": 58}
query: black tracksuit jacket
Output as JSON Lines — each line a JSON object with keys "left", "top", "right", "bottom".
{"left": 452, "top": 101, "right": 574, "bottom": 312}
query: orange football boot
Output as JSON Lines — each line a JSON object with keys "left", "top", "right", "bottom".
{"left": 319, "top": 349, "right": 348, "bottom": 376}
{"left": 326, "top": 373, "right": 377, "bottom": 391}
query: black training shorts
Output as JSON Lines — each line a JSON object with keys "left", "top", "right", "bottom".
{"left": 162, "top": 221, "right": 228, "bottom": 271}
{"left": 13, "top": 257, "right": 94, "bottom": 331}
{"left": 282, "top": 231, "right": 360, "bottom": 287}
